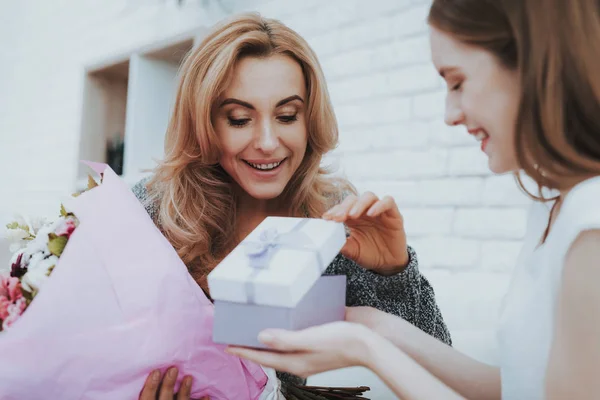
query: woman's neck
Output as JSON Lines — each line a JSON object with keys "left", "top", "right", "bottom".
{"left": 233, "top": 191, "right": 288, "bottom": 244}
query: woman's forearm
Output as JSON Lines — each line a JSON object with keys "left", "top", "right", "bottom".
{"left": 364, "top": 333, "right": 465, "bottom": 399}
{"left": 374, "top": 310, "right": 501, "bottom": 400}
{"left": 349, "top": 307, "right": 500, "bottom": 400}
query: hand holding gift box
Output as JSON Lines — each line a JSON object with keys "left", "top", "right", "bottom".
{"left": 0, "top": 162, "right": 269, "bottom": 400}
{"left": 208, "top": 216, "right": 348, "bottom": 349}
{"left": 207, "top": 217, "right": 374, "bottom": 399}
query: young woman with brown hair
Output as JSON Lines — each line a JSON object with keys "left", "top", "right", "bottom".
{"left": 231, "top": 1, "right": 600, "bottom": 399}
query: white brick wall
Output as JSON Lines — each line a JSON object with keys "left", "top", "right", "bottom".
{"left": 0, "top": 0, "right": 533, "bottom": 395}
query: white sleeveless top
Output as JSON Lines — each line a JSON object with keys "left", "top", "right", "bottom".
{"left": 498, "top": 176, "right": 600, "bottom": 399}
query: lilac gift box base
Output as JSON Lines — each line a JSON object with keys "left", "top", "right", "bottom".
{"left": 213, "top": 275, "right": 347, "bottom": 349}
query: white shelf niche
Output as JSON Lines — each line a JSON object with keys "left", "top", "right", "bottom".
{"left": 77, "top": 37, "right": 199, "bottom": 191}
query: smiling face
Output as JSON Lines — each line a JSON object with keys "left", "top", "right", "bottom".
{"left": 430, "top": 27, "right": 521, "bottom": 174}
{"left": 213, "top": 54, "right": 308, "bottom": 201}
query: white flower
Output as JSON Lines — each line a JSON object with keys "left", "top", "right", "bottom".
{"left": 9, "top": 250, "right": 24, "bottom": 266}
{"left": 11, "top": 213, "right": 50, "bottom": 236}
{"left": 11, "top": 214, "right": 28, "bottom": 229}
{"left": 4, "top": 213, "right": 46, "bottom": 254}
{"left": 26, "top": 251, "right": 45, "bottom": 269}
{"left": 29, "top": 222, "right": 57, "bottom": 250}
{"left": 4, "top": 227, "right": 30, "bottom": 243}
{"left": 5, "top": 213, "right": 63, "bottom": 292}
{"left": 9, "top": 242, "right": 25, "bottom": 254}
{"left": 22, "top": 255, "right": 57, "bottom": 292}
{"left": 5, "top": 228, "right": 30, "bottom": 253}
{"left": 22, "top": 271, "right": 48, "bottom": 293}
{"left": 27, "top": 216, "right": 50, "bottom": 235}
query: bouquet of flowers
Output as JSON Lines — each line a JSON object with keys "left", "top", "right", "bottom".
{"left": 1, "top": 163, "right": 371, "bottom": 400}
{"left": 0, "top": 162, "right": 271, "bottom": 400}
{"left": 2, "top": 204, "right": 78, "bottom": 331}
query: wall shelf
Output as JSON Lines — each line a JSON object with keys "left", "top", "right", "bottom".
{"left": 76, "top": 36, "right": 201, "bottom": 191}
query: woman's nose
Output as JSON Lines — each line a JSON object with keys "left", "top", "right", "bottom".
{"left": 255, "top": 120, "right": 279, "bottom": 153}
{"left": 444, "top": 97, "right": 465, "bottom": 126}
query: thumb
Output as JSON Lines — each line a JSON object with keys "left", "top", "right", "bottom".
{"left": 340, "top": 236, "right": 360, "bottom": 261}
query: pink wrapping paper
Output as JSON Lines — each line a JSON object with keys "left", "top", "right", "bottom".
{"left": 0, "top": 163, "right": 267, "bottom": 399}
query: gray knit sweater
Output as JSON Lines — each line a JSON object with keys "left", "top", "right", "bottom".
{"left": 131, "top": 179, "right": 452, "bottom": 386}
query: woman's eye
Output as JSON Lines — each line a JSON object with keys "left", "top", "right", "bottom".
{"left": 227, "top": 117, "right": 250, "bottom": 127}
{"left": 278, "top": 114, "right": 298, "bottom": 123}
{"left": 451, "top": 82, "right": 462, "bottom": 91}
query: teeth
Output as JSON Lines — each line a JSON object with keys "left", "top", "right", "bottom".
{"left": 247, "top": 160, "right": 282, "bottom": 170}
{"left": 473, "top": 131, "right": 489, "bottom": 142}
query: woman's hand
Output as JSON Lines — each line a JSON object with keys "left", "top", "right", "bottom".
{"left": 139, "top": 367, "right": 206, "bottom": 400}
{"left": 323, "top": 192, "right": 409, "bottom": 275}
{"left": 225, "top": 321, "right": 376, "bottom": 378}
{"left": 229, "top": 320, "right": 467, "bottom": 400}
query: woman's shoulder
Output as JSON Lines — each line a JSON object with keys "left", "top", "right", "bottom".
{"left": 131, "top": 176, "right": 159, "bottom": 223}
{"left": 562, "top": 175, "right": 600, "bottom": 216}
{"left": 553, "top": 175, "right": 600, "bottom": 236}
{"left": 131, "top": 176, "right": 151, "bottom": 202}
{"left": 544, "top": 175, "right": 600, "bottom": 261}
{"left": 322, "top": 177, "right": 357, "bottom": 206}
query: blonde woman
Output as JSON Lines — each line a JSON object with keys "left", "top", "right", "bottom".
{"left": 230, "top": 0, "right": 600, "bottom": 399}
{"left": 132, "top": 12, "right": 450, "bottom": 400}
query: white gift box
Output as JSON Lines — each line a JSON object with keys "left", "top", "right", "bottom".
{"left": 207, "top": 217, "right": 347, "bottom": 308}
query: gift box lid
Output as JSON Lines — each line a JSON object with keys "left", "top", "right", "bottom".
{"left": 207, "top": 217, "right": 346, "bottom": 308}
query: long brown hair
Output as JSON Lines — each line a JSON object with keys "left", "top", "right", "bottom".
{"left": 428, "top": 0, "right": 600, "bottom": 201}
{"left": 146, "top": 13, "right": 354, "bottom": 288}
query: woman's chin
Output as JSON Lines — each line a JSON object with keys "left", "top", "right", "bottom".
{"left": 242, "top": 185, "right": 286, "bottom": 201}
{"left": 488, "top": 158, "right": 515, "bottom": 175}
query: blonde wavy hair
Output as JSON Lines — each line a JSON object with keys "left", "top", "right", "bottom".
{"left": 146, "top": 13, "right": 355, "bottom": 288}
